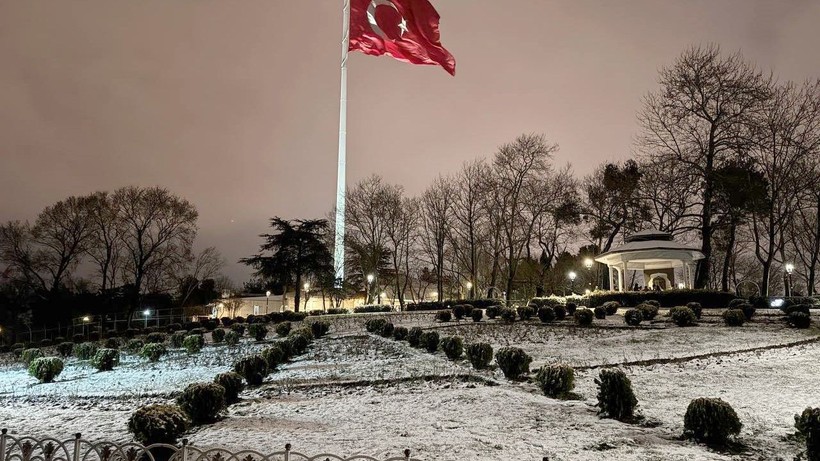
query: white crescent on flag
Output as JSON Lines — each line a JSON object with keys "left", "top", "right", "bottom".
{"left": 367, "top": 0, "right": 408, "bottom": 39}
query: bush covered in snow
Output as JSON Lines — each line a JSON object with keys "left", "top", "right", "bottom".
{"left": 407, "top": 327, "right": 423, "bottom": 347}
{"left": 248, "top": 323, "right": 268, "bottom": 341}
{"left": 593, "top": 306, "right": 607, "bottom": 319}
{"left": 566, "top": 302, "right": 578, "bottom": 315}
{"left": 21, "top": 348, "right": 43, "bottom": 365}
{"left": 211, "top": 328, "right": 226, "bottom": 343}
{"left": 56, "top": 342, "right": 74, "bottom": 357}
{"left": 230, "top": 323, "right": 247, "bottom": 336}
{"left": 465, "top": 342, "right": 493, "bottom": 369}
{"left": 686, "top": 302, "right": 703, "bottom": 319}
{"left": 234, "top": 355, "right": 268, "bottom": 386}
{"left": 215, "top": 372, "right": 244, "bottom": 404}
{"left": 364, "top": 319, "right": 387, "bottom": 333}
{"left": 795, "top": 407, "right": 820, "bottom": 460}
{"left": 788, "top": 312, "right": 811, "bottom": 329}
{"left": 636, "top": 303, "right": 659, "bottom": 320}
{"left": 495, "top": 347, "right": 532, "bottom": 379}
{"left": 273, "top": 321, "right": 291, "bottom": 337}
{"left": 183, "top": 335, "right": 205, "bottom": 353}
{"left": 128, "top": 404, "right": 190, "bottom": 444}
{"left": 126, "top": 339, "right": 145, "bottom": 353}
{"left": 170, "top": 331, "right": 187, "bottom": 348}
{"left": 603, "top": 301, "right": 621, "bottom": 315}
{"left": 574, "top": 308, "right": 594, "bottom": 326}
{"left": 103, "top": 337, "right": 121, "bottom": 349}
{"left": 518, "top": 306, "right": 535, "bottom": 321}
{"left": 435, "top": 311, "right": 452, "bottom": 322}
{"left": 537, "top": 307, "right": 555, "bottom": 323}
{"left": 722, "top": 309, "right": 746, "bottom": 327}
{"left": 379, "top": 322, "right": 395, "bottom": 338}
{"left": 73, "top": 342, "right": 98, "bottom": 360}
{"left": 471, "top": 308, "right": 483, "bottom": 322}
{"left": 595, "top": 368, "right": 638, "bottom": 422}
{"left": 452, "top": 304, "right": 465, "bottom": 320}
{"left": 670, "top": 306, "right": 697, "bottom": 327}
{"left": 499, "top": 307, "right": 517, "bottom": 323}
{"left": 588, "top": 289, "right": 736, "bottom": 308}
{"left": 738, "top": 303, "right": 756, "bottom": 320}
{"left": 140, "top": 343, "right": 167, "bottom": 362}
{"left": 309, "top": 320, "right": 330, "bottom": 338}
{"left": 485, "top": 305, "right": 500, "bottom": 319}
{"left": 392, "top": 326, "right": 408, "bottom": 340}
{"left": 145, "top": 332, "right": 166, "bottom": 344}
{"left": 28, "top": 356, "right": 64, "bottom": 383}
{"left": 286, "top": 329, "right": 312, "bottom": 355}
{"left": 91, "top": 348, "right": 120, "bottom": 371}
{"left": 535, "top": 363, "right": 575, "bottom": 398}
{"left": 553, "top": 305, "right": 567, "bottom": 321}
{"left": 353, "top": 304, "right": 392, "bottom": 313}
{"left": 224, "top": 330, "right": 240, "bottom": 346}
{"left": 684, "top": 397, "right": 742, "bottom": 446}
{"left": 624, "top": 309, "right": 642, "bottom": 326}
{"left": 177, "top": 382, "right": 226, "bottom": 425}
{"left": 420, "top": 331, "right": 440, "bottom": 353}
{"left": 440, "top": 336, "right": 463, "bottom": 360}
{"left": 261, "top": 344, "right": 284, "bottom": 369}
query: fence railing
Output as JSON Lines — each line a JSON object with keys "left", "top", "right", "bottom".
{"left": 0, "top": 431, "right": 419, "bottom": 461}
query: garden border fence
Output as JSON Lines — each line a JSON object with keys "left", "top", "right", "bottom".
{"left": 0, "top": 430, "right": 419, "bottom": 461}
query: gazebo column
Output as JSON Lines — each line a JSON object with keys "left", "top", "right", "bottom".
{"left": 607, "top": 265, "right": 615, "bottom": 292}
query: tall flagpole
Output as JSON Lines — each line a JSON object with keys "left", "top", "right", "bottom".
{"left": 333, "top": 0, "right": 350, "bottom": 288}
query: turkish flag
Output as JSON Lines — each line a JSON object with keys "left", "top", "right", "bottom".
{"left": 349, "top": 0, "right": 456, "bottom": 76}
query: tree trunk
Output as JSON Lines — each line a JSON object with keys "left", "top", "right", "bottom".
{"left": 721, "top": 220, "right": 737, "bottom": 292}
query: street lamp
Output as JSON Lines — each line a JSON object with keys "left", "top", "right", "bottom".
{"left": 466, "top": 281, "right": 473, "bottom": 299}
{"left": 568, "top": 271, "right": 577, "bottom": 294}
{"left": 785, "top": 263, "right": 795, "bottom": 297}
{"left": 82, "top": 315, "right": 90, "bottom": 337}
{"left": 265, "top": 290, "right": 271, "bottom": 314}
{"left": 584, "top": 258, "right": 593, "bottom": 270}
{"left": 143, "top": 309, "right": 151, "bottom": 328}
{"left": 366, "top": 273, "right": 375, "bottom": 304}
{"left": 303, "top": 282, "right": 310, "bottom": 310}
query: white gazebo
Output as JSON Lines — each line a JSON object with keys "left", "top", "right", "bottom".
{"left": 595, "top": 229, "right": 705, "bottom": 292}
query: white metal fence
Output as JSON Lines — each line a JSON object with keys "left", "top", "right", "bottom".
{"left": 0, "top": 431, "right": 418, "bottom": 461}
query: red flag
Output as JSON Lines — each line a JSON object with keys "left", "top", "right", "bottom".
{"left": 349, "top": 0, "right": 456, "bottom": 76}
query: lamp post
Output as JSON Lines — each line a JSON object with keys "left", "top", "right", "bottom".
{"left": 584, "top": 258, "right": 593, "bottom": 291}
{"left": 303, "top": 282, "right": 310, "bottom": 310}
{"left": 785, "top": 263, "right": 795, "bottom": 297}
{"left": 366, "top": 273, "right": 374, "bottom": 304}
{"left": 568, "top": 271, "right": 577, "bottom": 295}
{"left": 379, "top": 291, "right": 386, "bottom": 305}
{"left": 82, "top": 315, "right": 90, "bottom": 337}
{"left": 466, "top": 281, "right": 473, "bottom": 299}
{"left": 143, "top": 309, "right": 151, "bottom": 329}
{"left": 265, "top": 290, "right": 271, "bottom": 314}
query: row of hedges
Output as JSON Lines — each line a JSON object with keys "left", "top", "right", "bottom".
{"left": 584, "top": 289, "right": 738, "bottom": 308}
{"left": 405, "top": 299, "right": 503, "bottom": 311}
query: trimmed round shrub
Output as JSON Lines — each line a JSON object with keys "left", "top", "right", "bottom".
{"left": 465, "top": 342, "right": 493, "bottom": 369}
{"left": 211, "top": 328, "right": 226, "bottom": 343}
{"left": 595, "top": 368, "right": 638, "bottom": 422}
{"left": 364, "top": 319, "right": 386, "bottom": 333}
{"left": 574, "top": 308, "right": 594, "bottom": 327}
{"left": 141, "top": 343, "right": 167, "bottom": 362}
{"left": 286, "top": 331, "right": 310, "bottom": 355}
{"left": 485, "top": 305, "right": 500, "bottom": 319}
{"left": 553, "top": 305, "right": 567, "bottom": 321}
{"left": 452, "top": 305, "right": 465, "bottom": 320}
{"left": 128, "top": 404, "right": 190, "bottom": 444}
{"left": 224, "top": 330, "right": 240, "bottom": 346}
{"left": 309, "top": 320, "right": 330, "bottom": 338}
{"left": 56, "top": 342, "right": 74, "bottom": 357}
{"left": 21, "top": 348, "right": 43, "bottom": 365}
{"left": 189, "top": 327, "right": 206, "bottom": 336}
{"left": 124, "top": 328, "right": 139, "bottom": 339}
{"left": 146, "top": 332, "right": 166, "bottom": 344}
{"left": 420, "top": 331, "right": 440, "bottom": 353}
{"left": 684, "top": 397, "right": 742, "bottom": 446}
{"left": 461, "top": 304, "right": 474, "bottom": 317}
{"left": 728, "top": 298, "right": 747, "bottom": 309}
{"left": 215, "top": 372, "right": 244, "bottom": 404}
{"left": 495, "top": 347, "right": 532, "bottom": 379}
{"left": 737, "top": 303, "right": 756, "bottom": 320}
{"left": 261, "top": 344, "right": 285, "bottom": 369}
{"left": 517, "top": 306, "right": 535, "bottom": 321}
{"left": 593, "top": 306, "right": 607, "bottom": 319}
{"left": 276, "top": 339, "right": 293, "bottom": 361}
{"left": 234, "top": 355, "right": 268, "bottom": 386}
{"left": 230, "top": 323, "right": 246, "bottom": 336}
{"left": 795, "top": 407, "right": 820, "bottom": 461}
{"left": 686, "top": 302, "right": 703, "bottom": 319}
{"left": 603, "top": 301, "right": 621, "bottom": 315}
{"left": 393, "top": 326, "right": 408, "bottom": 341}
{"left": 379, "top": 322, "right": 395, "bottom": 338}
{"left": 167, "top": 323, "right": 183, "bottom": 332}
{"left": 28, "top": 356, "right": 64, "bottom": 383}
{"left": 203, "top": 320, "right": 218, "bottom": 331}
{"left": 537, "top": 307, "right": 556, "bottom": 323}
{"left": 104, "top": 337, "right": 121, "bottom": 349}
{"left": 471, "top": 308, "right": 483, "bottom": 322}
{"left": 565, "top": 302, "right": 578, "bottom": 315}
{"left": 247, "top": 323, "right": 268, "bottom": 341}
{"left": 788, "top": 312, "right": 811, "bottom": 329}
{"left": 644, "top": 300, "right": 661, "bottom": 308}
{"left": 40, "top": 339, "right": 52, "bottom": 347}
{"left": 535, "top": 363, "right": 575, "bottom": 398}
{"left": 183, "top": 334, "right": 205, "bottom": 353}
{"left": 435, "top": 311, "right": 452, "bottom": 322}
{"left": 407, "top": 327, "right": 423, "bottom": 347}
{"left": 722, "top": 309, "right": 746, "bottom": 327}
{"left": 73, "top": 342, "right": 98, "bottom": 360}
{"left": 624, "top": 308, "right": 642, "bottom": 326}
{"left": 785, "top": 304, "right": 811, "bottom": 316}
{"left": 126, "top": 339, "right": 145, "bottom": 353}
{"left": 440, "top": 336, "right": 463, "bottom": 360}
{"left": 670, "top": 306, "right": 697, "bottom": 327}
{"left": 499, "top": 307, "right": 517, "bottom": 323}
{"left": 91, "top": 348, "right": 120, "bottom": 371}
{"left": 170, "top": 331, "right": 187, "bottom": 348}
{"left": 177, "top": 382, "right": 226, "bottom": 424}
{"left": 636, "top": 303, "right": 659, "bottom": 320}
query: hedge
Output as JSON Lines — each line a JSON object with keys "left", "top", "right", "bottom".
{"left": 405, "top": 299, "right": 501, "bottom": 311}
{"left": 586, "top": 289, "right": 738, "bottom": 308}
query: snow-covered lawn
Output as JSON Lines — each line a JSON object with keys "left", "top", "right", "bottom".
{"left": 1, "top": 314, "right": 818, "bottom": 460}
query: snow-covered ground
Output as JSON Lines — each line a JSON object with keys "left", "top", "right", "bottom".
{"left": 1, "top": 314, "right": 818, "bottom": 460}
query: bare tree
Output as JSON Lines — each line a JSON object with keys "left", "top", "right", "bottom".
{"left": 345, "top": 175, "right": 394, "bottom": 300}
{"left": 176, "top": 247, "right": 225, "bottom": 307}
{"left": 420, "top": 176, "right": 455, "bottom": 302}
{"left": 449, "top": 159, "right": 490, "bottom": 299}
{"left": 84, "top": 192, "right": 123, "bottom": 291}
{"left": 639, "top": 44, "right": 772, "bottom": 288}
{"left": 383, "top": 194, "right": 419, "bottom": 309}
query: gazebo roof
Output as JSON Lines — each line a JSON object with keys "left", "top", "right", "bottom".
{"left": 595, "top": 229, "right": 704, "bottom": 268}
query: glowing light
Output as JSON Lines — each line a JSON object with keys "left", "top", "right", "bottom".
{"left": 568, "top": 271, "right": 577, "bottom": 281}
{"left": 770, "top": 298, "right": 785, "bottom": 308}
{"left": 466, "top": 281, "right": 473, "bottom": 289}
{"left": 304, "top": 282, "right": 310, "bottom": 291}
{"left": 584, "top": 289, "right": 591, "bottom": 295}
{"left": 266, "top": 290, "right": 271, "bottom": 297}
{"left": 82, "top": 316, "right": 90, "bottom": 322}
{"left": 380, "top": 292, "right": 386, "bottom": 298}
{"left": 366, "top": 273, "right": 374, "bottom": 284}
{"left": 143, "top": 309, "right": 151, "bottom": 317}
{"left": 584, "top": 258, "right": 593, "bottom": 269}
{"left": 677, "top": 283, "right": 685, "bottom": 289}
{"left": 785, "top": 263, "right": 795, "bottom": 274}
